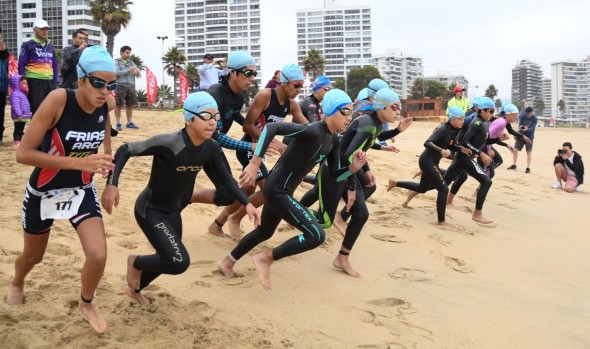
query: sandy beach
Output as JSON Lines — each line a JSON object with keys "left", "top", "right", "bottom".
{"left": 1, "top": 108, "right": 589, "bottom": 348}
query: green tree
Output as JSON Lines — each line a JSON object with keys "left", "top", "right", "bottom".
{"left": 485, "top": 84, "right": 498, "bottom": 99}
{"left": 346, "top": 66, "right": 382, "bottom": 99}
{"left": 410, "top": 78, "right": 449, "bottom": 99}
{"left": 514, "top": 100, "right": 525, "bottom": 111}
{"left": 534, "top": 99, "right": 545, "bottom": 117}
{"left": 90, "top": 0, "right": 133, "bottom": 56}
{"left": 557, "top": 99, "right": 565, "bottom": 116}
{"left": 333, "top": 78, "right": 345, "bottom": 91}
{"left": 162, "top": 46, "right": 186, "bottom": 103}
{"left": 303, "top": 48, "right": 325, "bottom": 79}
{"left": 448, "top": 82, "right": 457, "bottom": 95}
{"left": 129, "top": 53, "right": 144, "bottom": 77}
{"left": 495, "top": 98, "right": 503, "bottom": 110}
{"left": 185, "top": 63, "right": 199, "bottom": 92}
{"left": 135, "top": 88, "right": 147, "bottom": 103}
{"left": 157, "top": 84, "right": 173, "bottom": 102}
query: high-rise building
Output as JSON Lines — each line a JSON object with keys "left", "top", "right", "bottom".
{"left": 511, "top": 59, "right": 543, "bottom": 107}
{"left": 373, "top": 48, "right": 423, "bottom": 99}
{"left": 0, "top": 0, "right": 102, "bottom": 54}
{"left": 424, "top": 73, "right": 469, "bottom": 94}
{"left": 551, "top": 56, "right": 590, "bottom": 120}
{"left": 542, "top": 78, "right": 552, "bottom": 117}
{"left": 296, "top": 4, "right": 371, "bottom": 82}
{"left": 174, "top": 0, "right": 261, "bottom": 84}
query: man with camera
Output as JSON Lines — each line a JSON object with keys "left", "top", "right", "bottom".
{"left": 198, "top": 54, "right": 225, "bottom": 90}
{"left": 552, "top": 142, "right": 584, "bottom": 192}
{"left": 60, "top": 28, "right": 88, "bottom": 88}
{"left": 507, "top": 106, "right": 536, "bottom": 173}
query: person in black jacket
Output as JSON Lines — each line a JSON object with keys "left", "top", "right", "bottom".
{"left": 552, "top": 142, "right": 584, "bottom": 193}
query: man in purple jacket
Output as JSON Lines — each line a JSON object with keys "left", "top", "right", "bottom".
{"left": 18, "top": 18, "right": 59, "bottom": 116}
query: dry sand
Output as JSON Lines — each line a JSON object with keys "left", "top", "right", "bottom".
{"left": 1, "top": 108, "right": 589, "bottom": 348}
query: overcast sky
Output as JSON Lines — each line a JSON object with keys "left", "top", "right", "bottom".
{"left": 113, "top": 0, "right": 590, "bottom": 100}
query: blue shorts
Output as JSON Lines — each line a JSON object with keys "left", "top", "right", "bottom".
{"left": 22, "top": 183, "right": 103, "bottom": 234}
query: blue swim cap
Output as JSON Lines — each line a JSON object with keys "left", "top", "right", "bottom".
{"left": 227, "top": 51, "right": 256, "bottom": 70}
{"left": 322, "top": 89, "right": 353, "bottom": 117}
{"left": 447, "top": 106, "right": 465, "bottom": 119}
{"left": 471, "top": 96, "right": 482, "bottom": 108}
{"left": 311, "top": 75, "right": 332, "bottom": 91}
{"left": 77, "top": 46, "right": 115, "bottom": 78}
{"left": 183, "top": 91, "right": 218, "bottom": 122}
{"left": 356, "top": 88, "right": 369, "bottom": 101}
{"left": 367, "top": 78, "right": 388, "bottom": 97}
{"left": 478, "top": 97, "right": 495, "bottom": 110}
{"left": 279, "top": 64, "right": 304, "bottom": 83}
{"left": 502, "top": 103, "right": 519, "bottom": 114}
{"left": 372, "top": 88, "right": 400, "bottom": 111}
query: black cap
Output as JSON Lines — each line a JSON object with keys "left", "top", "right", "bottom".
{"left": 525, "top": 107, "right": 533, "bottom": 113}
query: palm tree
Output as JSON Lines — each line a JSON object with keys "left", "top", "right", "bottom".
{"left": 129, "top": 53, "right": 144, "bottom": 76}
{"left": 157, "top": 84, "right": 173, "bottom": 102}
{"left": 162, "top": 46, "right": 186, "bottom": 103}
{"left": 185, "top": 63, "right": 199, "bottom": 92}
{"left": 534, "top": 99, "right": 545, "bottom": 117}
{"left": 485, "top": 84, "right": 498, "bottom": 99}
{"left": 90, "top": 0, "right": 133, "bottom": 56}
{"left": 303, "top": 48, "right": 325, "bottom": 79}
{"left": 557, "top": 99, "right": 566, "bottom": 117}
{"left": 135, "top": 89, "right": 147, "bottom": 103}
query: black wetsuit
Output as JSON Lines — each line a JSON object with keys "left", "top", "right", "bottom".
{"left": 396, "top": 122, "right": 461, "bottom": 222}
{"left": 22, "top": 89, "right": 107, "bottom": 234}
{"left": 204, "top": 82, "right": 252, "bottom": 205}
{"left": 444, "top": 116, "right": 492, "bottom": 210}
{"left": 284, "top": 94, "right": 321, "bottom": 145}
{"left": 300, "top": 113, "right": 392, "bottom": 251}
{"left": 107, "top": 129, "right": 249, "bottom": 290}
{"left": 229, "top": 121, "right": 352, "bottom": 261}
{"left": 237, "top": 88, "right": 291, "bottom": 181}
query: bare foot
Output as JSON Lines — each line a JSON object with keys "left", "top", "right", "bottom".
{"left": 333, "top": 255, "right": 360, "bottom": 277}
{"left": 6, "top": 284, "right": 24, "bottom": 305}
{"left": 79, "top": 301, "right": 107, "bottom": 333}
{"left": 208, "top": 220, "right": 225, "bottom": 237}
{"left": 472, "top": 214, "right": 494, "bottom": 224}
{"left": 446, "top": 202, "right": 455, "bottom": 209}
{"left": 126, "top": 254, "right": 141, "bottom": 290}
{"left": 217, "top": 256, "right": 235, "bottom": 278}
{"left": 387, "top": 179, "right": 397, "bottom": 192}
{"left": 125, "top": 286, "right": 151, "bottom": 307}
{"left": 333, "top": 213, "right": 347, "bottom": 237}
{"left": 226, "top": 215, "right": 243, "bottom": 241}
{"left": 252, "top": 252, "right": 273, "bottom": 290}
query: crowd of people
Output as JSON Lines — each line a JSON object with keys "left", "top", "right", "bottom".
{"left": 1, "top": 19, "right": 585, "bottom": 334}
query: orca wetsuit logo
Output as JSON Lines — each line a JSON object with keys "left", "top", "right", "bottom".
{"left": 176, "top": 165, "right": 202, "bottom": 172}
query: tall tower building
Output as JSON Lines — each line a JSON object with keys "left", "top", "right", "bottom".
{"left": 296, "top": 4, "right": 371, "bottom": 82}
{"left": 0, "top": 0, "right": 102, "bottom": 54}
{"left": 373, "top": 48, "right": 423, "bottom": 99}
{"left": 551, "top": 56, "right": 590, "bottom": 120}
{"left": 511, "top": 59, "right": 543, "bottom": 107}
{"left": 174, "top": 0, "right": 261, "bottom": 84}
{"left": 542, "top": 78, "right": 552, "bottom": 117}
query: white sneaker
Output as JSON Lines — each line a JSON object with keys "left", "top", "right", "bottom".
{"left": 551, "top": 182, "right": 562, "bottom": 189}
{"left": 575, "top": 185, "right": 582, "bottom": 192}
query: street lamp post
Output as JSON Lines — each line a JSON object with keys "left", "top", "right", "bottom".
{"left": 156, "top": 35, "right": 168, "bottom": 87}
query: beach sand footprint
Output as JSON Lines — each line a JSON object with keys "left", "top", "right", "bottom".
{"left": 366, "top": 298, "right": 417, "bottom": 316}
{"left": 445, "top": 257, "right": 474, "bottom": 273}
{"left": 371, "top": 233, "right": 406, "bottom": 243}
{"left": 389, "top": 268, "right": 433, "bottom": 282}
{"left": 430, "top": 222, "right": 473, "bottom": 235}
{"left": 428, "top": 233, "right": 451, "bottom": 246}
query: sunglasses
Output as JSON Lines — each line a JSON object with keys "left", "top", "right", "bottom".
{"left": 484, "top": 108, "right": 495, "bottom": 113}
{"left": 323, "top": 86, "right": 332, "bottom": 92}
{"left": 390, "top": 104, "right": 402, "bottom": 111}
{"left": 238, "top": 69, "right": 257, "bottom": 78}
{"left": 184, "top": 109, "right": 221, "bottom": 121}
{"left": 78, "top": 65, "right": 118, "bottom": 90}
{"left": 338, "top": 107, "right": 353, "bottom": 116}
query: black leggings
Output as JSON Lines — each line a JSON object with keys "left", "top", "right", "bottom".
{"left": 450, "top": 147, "right": 502, "bottom": 195}
{"left": 301, "top": 164, "right": 368, "bottom": 251}
{"left": 444, "top": 154, "right": 492, "bottom": 210}
{"left": 341, "top": 169, "right": 376, "bottom": 222}
{"left": 13, "top": 121, "right": 26, "bottom": 142}
{"left": 397, "top": 156, "right": 448, "bottom": 222}
{"left": 133, "top": 205, "right": 190, "bottom": 290}
{"left": 230, "top": 186, "right": 325, "bottom": 261}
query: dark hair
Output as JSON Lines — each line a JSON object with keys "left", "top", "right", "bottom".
{"left": 120, "top": 45, "right": 131, "bottom": 53}
{"left": 203, "top": 54, "right": 214, "bottom": 61}
{"left": 525, "top": 107, "right": 533, "bottom": 113}
{"left": 563, "top": 142, "right": 573, "bottom": 149}
{"left": 72, "top": 28, "right": 87, "bottom": 39}
{"left": 19, "top": 76, "right": 27, "bottom": 82}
